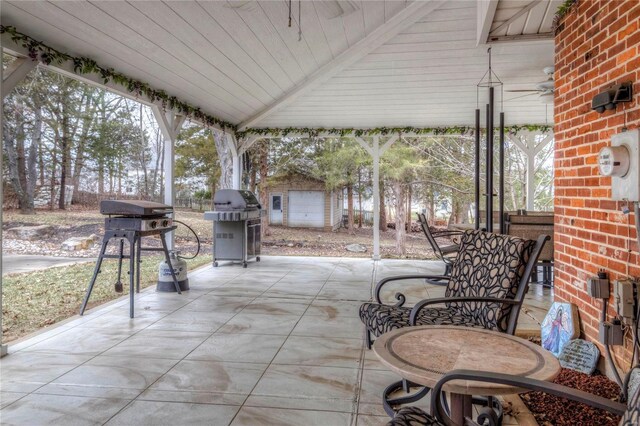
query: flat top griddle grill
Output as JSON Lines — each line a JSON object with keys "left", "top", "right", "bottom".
{"left": 81, "top": 200, "right": 181, "bottom": 318}
{"left": 100, "top": 200, "right": 173, "bottom": 217}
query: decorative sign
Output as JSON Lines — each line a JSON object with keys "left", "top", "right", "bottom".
{"left": 558, "top": 339, "right": 600, "bottom": 375}
{"left": 627, "top": 367, "right": 640, "bottom": 401}
{"left": 541, "top": 302, "right": 580, "bottom": 357}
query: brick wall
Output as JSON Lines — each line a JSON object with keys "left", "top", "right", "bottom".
{"left": 554, "top": 0, "right": 640, "bottom": 368}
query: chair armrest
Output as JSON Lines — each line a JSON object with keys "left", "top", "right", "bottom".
{"left": 374, "top": 275, "right": 449, "bottom": 305}
{"left": 409, "top": 297, "right": 519, "bottom": 325}
{"left": 430, "top": 370, "right": 627, "bottom": 425}
{"left": 431, "top": 230, "right": 464, "bottom": 237}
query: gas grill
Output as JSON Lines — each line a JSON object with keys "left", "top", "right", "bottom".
{"left": 80, "top": 200, "right": 182, "bottom": 318}
{"left": 204, "top": 190, "right": 263, "bottom": 268}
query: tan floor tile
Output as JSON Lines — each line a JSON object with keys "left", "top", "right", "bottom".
{"left": 102, "top": 330, "right": 210, "bottom": 359}
{"left": 187, "top": 333, "right": 287, "bottom": 363}
{"left": 231, "top": 406, "right": 351, "bottom": 426}
{"left": 150, "top": 360, "right": 267, "bottom": 395}
{"left": 356, "top": 414, "right": 389, "bottom": 426}
{"left": 273, "top": 336, "right": 363, "bottom": 368}
{"left": 292, "top": 315, "right": 363, "bottom": 339}
{"left": 0, "top": 394, "right": 131, "bottom": 426}
{"left": 105, "top": 400, "right": 240, "bottom": 425}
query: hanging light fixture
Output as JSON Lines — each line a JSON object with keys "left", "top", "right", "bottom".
{"left": 475, "top": 48, "right": 505, "bottom": 233}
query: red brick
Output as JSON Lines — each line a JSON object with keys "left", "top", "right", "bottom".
{"left": 554, "top": 0, "right": 639, "bottom": 365}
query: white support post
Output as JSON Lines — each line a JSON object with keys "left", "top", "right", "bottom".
{"left": 508, "top": 132, "right": 553, "bottom": 211}
{"left": 152, "top": 106, "right": 185, "bottom": 250}
{"left": 372, "top": 136, "right": 381, "bottom": 261}
{"left": 2, "top": 58, "right": 37, "bottom": 99}
{"left": 356, "top": 135, "right": 398, "bottom": 261}
{"left": 0, "top": 46, "right": 7, "bottom": 357}
{"left": 526, "top": 146, "right": 536, "bottom": 211}
{"left": 227, "top": 134, "right": 242, "bottom": 190}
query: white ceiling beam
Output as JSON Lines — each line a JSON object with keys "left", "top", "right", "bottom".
{"left": 489, "top": 1, "right": 542, "bottom": 37}
{"left": 237, "top": 0, "right": 447, "bottom": 131}
{"left": 2, "top": 57, "right": 37, "bottom": 98}
{"left": 1, "top": 33, "right": 226, "bottom": 133}
{"left": 488, "top": 33, "right": 554, "bottom": 43}
{"left": 476, "top": 0, "right": 499, "bottom": 46}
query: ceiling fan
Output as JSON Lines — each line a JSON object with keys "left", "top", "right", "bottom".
{"left": 506, "top": 66, "right": 554, "bottom": 104}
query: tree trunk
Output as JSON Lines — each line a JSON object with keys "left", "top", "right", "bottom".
{"left": 357, "top": 168, "right": 363, "bottom": 227}
{"left": 347, "top": 184, "right": 355, "bottom": 234}
{"left": 393, "top": 181, "right": 407, "bottom": 256}
{"left": 3, "top": 122, "right": 33, "bottom": 213}
{"left": 27, "top": 107, "right": 41, "bottom": 204}
{"left": 379, "top": 180, "right": 387, "bottom": 231}
{"left": 98, "top": 161, "right": 105, "bottom": 195}
{"left": 406, "top": 185, "right": 412, "bottom": 232}
{"left": 213, "top": 130, "right": 232, "bottom": 190}
{"left": 71, "top": 93, "right": 95, "bottom": 203}
{"left": 50, "top": 135, "right": 58, "bottom": 210}
{"left": 38, "top": 134, "right": 45, "bottom": 185}
{"left": 16, "top": 121, "right": 28, "bottom": 201}
{"left": 58, "top": 107, "right": 70, "bottom": 210}
{"left": 258, "top": 140, "right": 270, "bottom": 237}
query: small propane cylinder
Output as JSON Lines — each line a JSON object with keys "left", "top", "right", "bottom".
{"left": 157, "top": 251, "right": 189, "bottom": 292}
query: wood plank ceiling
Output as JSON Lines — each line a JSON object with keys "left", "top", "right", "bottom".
{"left": 1, "top": 0, "right": 556, "bottom": 129}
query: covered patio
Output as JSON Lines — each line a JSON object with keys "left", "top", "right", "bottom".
{"left": 2, "top": 0, "right": 640, "bottom": 425}
{"left": 0, "top": 256, "right": 551, "bottom": 425}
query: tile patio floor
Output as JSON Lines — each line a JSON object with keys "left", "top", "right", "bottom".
{"left": 0, "top": 256, "right": 552, "bottom": 426}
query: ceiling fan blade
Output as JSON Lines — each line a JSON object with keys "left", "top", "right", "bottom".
{"left": 505, "top": 93, "right": 538, "bottom": 101}
{"left": 505, "top": 89, "right": 539, "bottom": 92}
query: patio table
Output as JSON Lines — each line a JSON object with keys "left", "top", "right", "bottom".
{"left": 373, "top": 325, "right": 560, "bottom": 425}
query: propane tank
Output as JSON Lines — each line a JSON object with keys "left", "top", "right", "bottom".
{"left": 157, "top": 251, "right": 189, "bottom": 292}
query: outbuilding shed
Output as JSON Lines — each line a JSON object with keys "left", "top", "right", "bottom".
{"left": 267, "top": 172, "right": 342, "bottom": 232}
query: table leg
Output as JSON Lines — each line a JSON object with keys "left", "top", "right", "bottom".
{"left": 450, "top": 393, "right": 472, "bottom": 425}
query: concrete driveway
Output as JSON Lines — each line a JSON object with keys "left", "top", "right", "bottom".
{"left": 1, "top": 254, "right": 95, "bottom": 276}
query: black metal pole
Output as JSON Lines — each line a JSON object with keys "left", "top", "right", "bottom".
{"left": 499, "top": 111, "right": 505, "bottom": 234}
{"left": 485, "top": 103, "right": 490, "bottom": 231}
{"left": 487, "top": 86, "right": 494, "bottom": 233}
{"left": 475, "top": 109, "right": 481, "bottom": 231}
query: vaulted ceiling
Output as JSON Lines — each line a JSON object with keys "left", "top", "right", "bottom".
{"left": 1, "top": 0, "right": 560, "bottom": 130}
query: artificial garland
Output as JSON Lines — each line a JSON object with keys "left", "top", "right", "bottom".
{"left": 553, "top": 0, "right": 578, "bottom": 32}
{"left": 236, "top": 124, "right": 553, "bottom": 140}
{"left": 0, "top": 25, "right": 236, "bottom": 131}
{"left": 1, "top": 25, "right": 554, "bottom": 139}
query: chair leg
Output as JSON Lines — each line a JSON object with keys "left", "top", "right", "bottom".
{"left": 365, "top": 328, "right": 373, "bottom": 350}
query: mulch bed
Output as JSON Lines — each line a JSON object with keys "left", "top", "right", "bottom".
{"left": 520, "top": 368, "right": 622, "bottom": 426}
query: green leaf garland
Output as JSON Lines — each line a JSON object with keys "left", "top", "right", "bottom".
{"left": 236, "top": 124, "right": 552, "bottom": 140}
{"left": 1, "top": 25, "right": 236, "bottom": 131}
{"left": 2, "top": 25, "right": 554, "bottom": 140}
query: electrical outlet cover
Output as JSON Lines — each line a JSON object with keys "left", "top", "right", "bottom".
{"left": 541, "top": 302, "right": 580, "bottom": 357}
{"left": 611, "top": 129, "right": 640, "bottom": 202}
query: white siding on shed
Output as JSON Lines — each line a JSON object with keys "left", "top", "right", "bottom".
{"left": 288, "top": 191, "right": 324, "bottom": 227}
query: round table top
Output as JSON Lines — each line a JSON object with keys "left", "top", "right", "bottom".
{"left": 373, "top": 325, "right": 560, "bottom": 395}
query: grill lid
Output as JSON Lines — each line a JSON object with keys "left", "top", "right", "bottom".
{"left": 100, "top": 200, "right": 173, "bottom": 217}
{"left": 213, "top": 190, "right": 261, "bottom": 211}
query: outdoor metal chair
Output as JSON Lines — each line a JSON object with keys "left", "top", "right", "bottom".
{"left": 416, "top": 213, "right": 462, "bottom": 277}
{"left": 360, "top": 230, "right": 548, "bottom": 350}
{"left": 387, "top": 369, "right": 635, "bottom": 426}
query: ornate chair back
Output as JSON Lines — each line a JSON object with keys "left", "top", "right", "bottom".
{"left": 443, "top": 230, "right": 540, "bottom": 334}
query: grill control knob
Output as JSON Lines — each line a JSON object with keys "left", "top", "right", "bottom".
{"left": 161, "top": 220, "right": 169, "bottom": 227}
{"left": 150, "top": 220, "right": 158, "bottom": 229}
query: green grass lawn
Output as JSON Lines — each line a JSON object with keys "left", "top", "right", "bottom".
{"left": 2, "top": 254, "right": 212, "bottom": 343}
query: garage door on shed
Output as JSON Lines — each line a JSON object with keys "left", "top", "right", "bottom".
{"left": 287, "top": 191, "right": 325, "bottom": 227}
